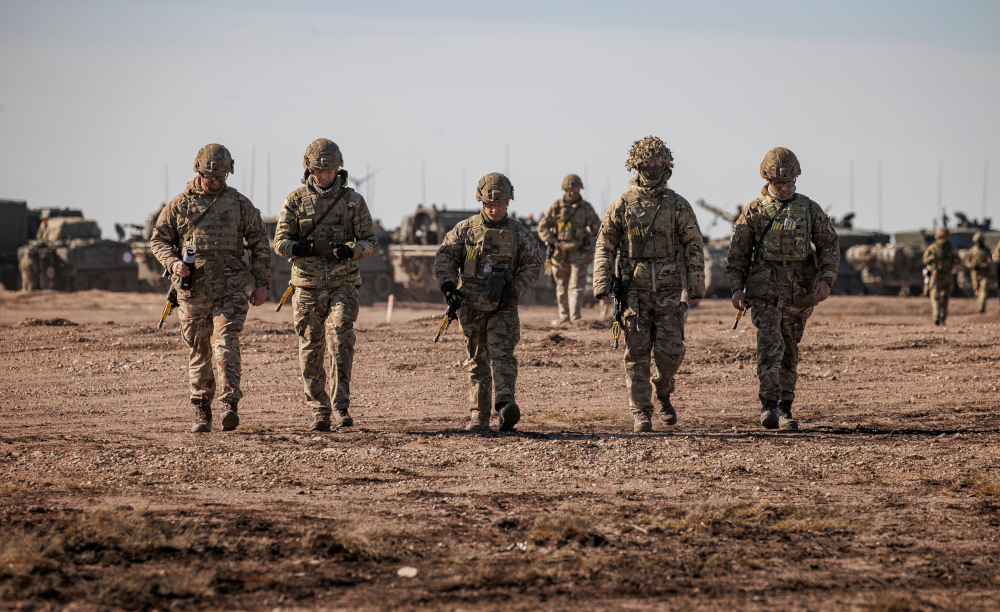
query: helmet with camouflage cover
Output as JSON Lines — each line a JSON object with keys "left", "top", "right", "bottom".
{"left": 476, "top": 172, "right": 514, "bottom": 203}
{"left": 193, "top": 144, "right": 234, "bottom": 175}
{"left": 625, "top": 136, "right": 674, "bottom": 177}
{"left": 935, "top": 227, "right": 951, "bottom": 240}
{"left": 303, "top": 139, "right": 343, "bottom": 172}
{"left": 562, "top": 174, "right": 583, "bottom": 190}
{"left": 760, "top": 147, "right": 801, "bottom": 182}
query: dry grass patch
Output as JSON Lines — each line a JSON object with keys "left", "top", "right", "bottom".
{"left": 301, "top": 524, "right": 418, "bottom": 562}
{"left": 863, "top": 593, "right": 913, "bottom": 612}
{"left": 972, "top": 471, "right": 1000, "bottom": 496}
{"left": 635, "top": 503, "right": 853, "bottom": 536}
{"left": 525, "top": 513, "right": 607, "bottom": 548}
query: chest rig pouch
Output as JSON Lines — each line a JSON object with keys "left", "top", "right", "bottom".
{"left": 556, "top": 203, "right": 585, "bottom": 247}
{"left": 182, "top": 192, "right": 243, "bottom": 256}
{"left": 623, "top": 193, "right": 675, "bottom": 259}
{"left": 299, "top": 192, "right": 352, "bottom": 258}
{"left": 760, "top": 195, "right": 812, "bottom": 262}
{"left": 463, "top": 227, "right": 516, "bottom": 278}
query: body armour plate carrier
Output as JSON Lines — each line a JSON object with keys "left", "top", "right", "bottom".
{"left": 296, "top": 190, "right": 354, "bottom": 257}
{"left": 758, "top": 195, "right": 813, "bottom": 263}
{"left": 463, "top": 225, "right": 517, "bottom": 279}
{"left": 183, "top": 190, "right": 243, "bottom": 256}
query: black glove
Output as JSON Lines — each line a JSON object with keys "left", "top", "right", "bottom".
{"left": 441, "top": 281, "right": 464, "bottom": 309}
{"left": 502, "top": 268, "right": 516, "bottom": 303}
{"left": 485, "top": 270, "right": 506, "bottom": 303}
{"left": 333, "top": 243, "right": 354, "bottom": 260}
{"left": 291, "top": 238, "right": 314, "bottom": 257}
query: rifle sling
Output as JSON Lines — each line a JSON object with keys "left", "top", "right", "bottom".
{"left": 299, "top": 187, "right": 351, "bottom": 242}
{"left": 747, "top": 199, "right": 792, "bottom": 278}
{"left": 180, "top": 190, "right": 226, "bottom": 247}
{"left": 620, "top": 197, "right": 664, "bottom": 298}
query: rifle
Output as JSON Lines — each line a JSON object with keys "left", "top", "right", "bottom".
{"left": 731, "top": 304, "right": 747, "bottom": 330}
{"left": 609, "top": 252, "right": 625, "bottom": 349}
{"left": 275, "top": 284, "right": 294, "bottom": 312}
{"left": 433, "top": 303, "right": 459, "bottom": 342}
{"left": 157, "top": 269, "right": 178, "bottom": 330}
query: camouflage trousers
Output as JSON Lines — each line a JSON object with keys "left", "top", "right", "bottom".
{"left": 18, "top": 255, "right": 37, "bottom": 292}
{"left": 622, "top": 289, "right": 687, "bottom": 417}
{"left": 929, "top": 274, "right": 952, "bottom": 322}
{"left": 553, "top": 260, "right": 589, "bottom": 321}
{"left": 970, "top": 270, "right": 989, "bottom": 313}
{"left": 293, "top": 285, "right": 359, "bottom": 418}
{"left": 459, "top": 304, "right": 521, "bottom": 420}
{"left": 748, "top": 298, "right": 813, "bottom": 404}
{"left": 178, "top": 291, "right": 249, "bottom": 406}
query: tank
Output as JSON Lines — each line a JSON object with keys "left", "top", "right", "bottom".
{"left": 388, "top": 204, "right": 556, "bottom": 304}
{"left": 19, "top": 216, "right": 141, "bottom": 292}
{"left": 845, "top": 243, "right": 924, "bottom": 296}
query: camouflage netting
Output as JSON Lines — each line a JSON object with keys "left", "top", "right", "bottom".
{"left": 625, "top": 136, "right": 674, "bottom": 172}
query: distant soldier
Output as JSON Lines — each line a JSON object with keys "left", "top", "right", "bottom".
{"left": 965, "top": 231, "right": 992, "bottom": 313}
{"left": 727, "top": 148, "right": 839, "bottom": 431}
{"left": 273, "top": 139, "right": 377, "bottom": 432}
{"left": 593, "top": 137, "right": 705, "bottom": 433}
{"left": 18, "top": 245, "right": 39, "bottom": 291}
{"left": 537, "top": 174, "right": 601, "bottom": 325}
{"left": 923, "top": 227, "right": 957, "bottom": 325}
{"left": 151, "top": 144, "right": 271, "bottom": 433}
{"left": 434, "top": 173, "right": 542, "bottom": 432}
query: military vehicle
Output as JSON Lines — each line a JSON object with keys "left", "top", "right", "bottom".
{"left": 388, "top": 204, "right": 556, "bottom": 304}
{"left": 0, "top": 202, "right": 87, "bottom": 290}
{"left": 19, "top": 216, "right": 141, "bottom": 292}
{"left": 844, "top": 243, "right": 924, "bottom": 295}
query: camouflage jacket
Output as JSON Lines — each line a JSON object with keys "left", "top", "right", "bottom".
{"left": 536, "top": 196, "right": 601, "bottom": 264}
{"left": 726, "top": 187, "right": 839, "bottom": 304}
{"left": 434, "top": 212, "right": 542, "bottom": 312}
{"left": 923, "top": 240, "right": 956, "bottom": 273}
{"left": 150, "top": 180, "right": 270, "bottom": 301}
{"left": 273, "top": 172, "right": 377, "bottom": 289}
{"left": 965, "top": 244, "right": 992, "bottom": 272}
{"left": 593, "top": 179, "right": 705, "bottom": 300}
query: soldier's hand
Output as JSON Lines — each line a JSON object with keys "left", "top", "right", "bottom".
{"left": 815, "top": 280, "right": 832, "bottom": 303}
{"left": 291, "top": 239, "right": 314, "bottom": 258}
{"left": 441, "top": 281, "right": 464, "bottom": 309}
{"left": 595, "top": 292, "right": 609, "bottom": 302}
{"left": 171, "top": 261, "right": 190, "bottom": 277}
{"left": 333, "top": 243, "right": 354, "bottom": 260}
{"left": 249, "top": 286, "right": 267, "bottom": 307}
{"left": 732, "top": 289, "right": 745, "bottom": 310}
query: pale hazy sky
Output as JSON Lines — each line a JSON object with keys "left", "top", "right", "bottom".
{"left": 1, "top": 0, "right": 998, "bottom": 239}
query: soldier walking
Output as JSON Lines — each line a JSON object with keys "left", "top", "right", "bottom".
{"left": 151, "top": 144, "right": 271, "bottom": 433}
{"left": 923, "top": 227, "right": 957, "bottom": 325}
{"left": 727, "top": 148, "right": 839, "bottom": 431}
{"left": 434, "top": 173, "right": 541, "bottom": 432}
{"left": 273, "top": 139, "right": 377, "bottom": 432}
{"left": 537, "top": 174, "right": 601, "bottom": 325}
{"left": 593, "top": 137, "right": 705, "bottom": 433}
{"left": 965, "top": 231, "right": 992, "bottom": 313}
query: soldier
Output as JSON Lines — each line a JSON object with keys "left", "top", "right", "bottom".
{"left": 150, "top": 144, "right": 271, "bottom": 433}
{"left": 593, "top": 136, "right": 705, "bottom": 433}
{"left": 273, "top": 139, "right": 377, "bottom": 432}
{"left": 965, "top": 231, "right": 992, "bottom": 313}
{"left": 923, "top": 227, "right": 957, "bottom": 325}
{"left": 434, "top": 173, "right": 541, "bottom": 432}
{"left": 18, "top": 244, "right": 39, "bottom": 291}
{"left": 727, "top": 148, "right": 839, "bottom": 431}
{"left": 537, "top": 174, "right": 601, "bottom": 325}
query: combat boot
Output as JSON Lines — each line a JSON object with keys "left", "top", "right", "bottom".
{"left": 656, "top": 397, "right": 677, "bottom": 427}
{"left": 550, "top": 317, "right": 569, "bottom": 327}
{"left": 465, "top": 414, "right": 490, "bottom": 433}
{"left": 497, "top": 402, "right": 520, "bottom": 432}
{"left": 221, "top": 402, "right": 239, "bottom": 431}
{"left": 310, "top": 415, "right": 331, "bottom": 432}
{"left": 633, "top": 412, "right": 652, "bottom": 433}
{"left": 334, "top": 407, "right": 353, "bottom": 429}
{"left": 191, "top": 401, "right": 212, "bottom": 433}
{"left": 760, "top": 399, "right": 779, "bottom": 430}
{"left": 778, "top": 400, "right": 799, "bottom": 431}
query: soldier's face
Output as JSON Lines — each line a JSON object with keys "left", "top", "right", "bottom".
{"left": 312, "top": 167, "right": 340, "bottom": 187}
{"left": 565, "top": 187, "right": 581, "bottom": 200}
{"left": 198, "top": 172, "right": 227, "bottom": 194}
{"left": 770, "top": 180, "right": 796, "bottom": 200}
{"left": 482, "top": 199, "right": 510, "bottom": 221}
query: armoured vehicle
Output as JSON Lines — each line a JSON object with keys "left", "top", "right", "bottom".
{"left": 388, "top": 204, "right": 556, "bottom": 304}
{"left": 0, "top": 202, "right": 85, "bottom": 290}
{"left": 18, "top": 216, "right": 141, "bottom": 291}
{"left": 844, "top": 243, "right": 924, "bottom": 296}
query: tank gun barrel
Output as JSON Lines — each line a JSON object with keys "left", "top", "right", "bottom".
{"left": 694, "top": 199, "right": 737, "bottom": 224}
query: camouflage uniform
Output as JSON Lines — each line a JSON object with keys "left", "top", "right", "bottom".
{"left": 923, "top": 238, "right": 956, "bottom": 324}
{"left": 537, "top": 188, "right": 601, "bottom": 322}
{"left": 273, "top": 170, "right": 376, "bottom": 426}
{"left": 151, "top": 181, "right": 271, "bottom": 414}
{"left": 965, "top": 238, "right": 992, "bottom": 313}
{"left": 17, "top": 245, "right": 38, "bottom": 291}
{"left": 434, "top": 202, "right": 541, "bottom": 427}
{"left": 727, "top": 187, "right": 840, "bottom": 408}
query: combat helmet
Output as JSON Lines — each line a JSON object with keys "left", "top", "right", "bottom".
{"left": 193, "top": 144, "right": 234, "bottom": 175}
{"left": 625, "top": 136, "right": 674, "bottom": 178}
{"left": 760, "top": 147, "right": 801, "bottom": 182}
{"left": 476, "top": 172, "right": 514, "bottom": 203}
{"left": 562, "top": 174, "right": 583, "bottom": 190}
{"left": 303, "top": 139, "right": 343, "bottom": 172}
{"left": 935, "top": 227, "right": 951, "bottom": 240}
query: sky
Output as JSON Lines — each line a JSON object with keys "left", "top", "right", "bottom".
{"left": 1, "top": 0, "right": 999, "bottom": 239}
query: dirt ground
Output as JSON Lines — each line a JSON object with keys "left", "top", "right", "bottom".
{"left": 1, "top": 289, "right": 998, "bottom": 612}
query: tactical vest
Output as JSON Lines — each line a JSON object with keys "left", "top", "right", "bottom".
{"left": 461, "top": 216, "right": 517, "bottom": 280}
{"left": 620, "top": 190, "right": 685, "bottom": 290}
{"left": 294, "top": 185, "right": 356, "bottom": 252}
{"left": 182, "top": 189, "right": 243, "bottom": 256}
{"left": 758, "top": 194, "right": 813, "bottom": 263}
{"left": 555, "top": 200, "right": 589, "bottom": 249}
